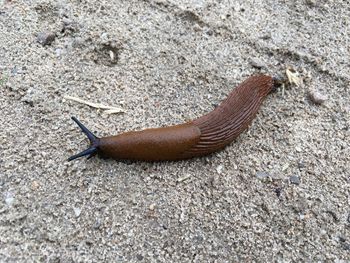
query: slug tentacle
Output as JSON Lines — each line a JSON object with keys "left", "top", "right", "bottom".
{"left": 68, "top": 146, "right": 98, "bottom": 162}
{"left": 68, "top": 117, "right": 99, "bottom": 161}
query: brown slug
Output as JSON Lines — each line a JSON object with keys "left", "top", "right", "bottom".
{"left": 68, "top": 74, "right": 274, "bottom": 162}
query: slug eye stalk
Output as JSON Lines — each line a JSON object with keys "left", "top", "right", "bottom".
{"left": 68, "top": 117, "right": 99, "bottom": 161}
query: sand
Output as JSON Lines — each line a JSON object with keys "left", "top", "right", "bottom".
{"left": 0, "top": 0, "right": 349, "bottom": 262}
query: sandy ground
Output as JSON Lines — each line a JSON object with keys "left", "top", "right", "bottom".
{"left": 1, "top": 0, "right": 349, "bottom": 262}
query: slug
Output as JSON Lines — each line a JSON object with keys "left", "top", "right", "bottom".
{"left": 68, "top": 74, "right": 274, "bottom": 162}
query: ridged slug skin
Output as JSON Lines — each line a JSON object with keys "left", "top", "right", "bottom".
{"left": 68, "top": 74, "right": 274, "bottom": 162}
{"left": 181, "top": 74, "right": 273, "bottom": 159}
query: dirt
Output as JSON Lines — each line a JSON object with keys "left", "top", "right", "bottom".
{"left": 0, "top": 0, "right": 349, "bottom": 262}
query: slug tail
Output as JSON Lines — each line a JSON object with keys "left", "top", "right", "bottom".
{"left": 182, "top": 75, "right": 273, "bottom": 157}
{"left": 68, "top": 117, "right": 99, "bottom": 161}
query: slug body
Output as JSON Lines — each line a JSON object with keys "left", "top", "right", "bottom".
{"left": 69, "top": 75, "right": 274, "bottom": 162}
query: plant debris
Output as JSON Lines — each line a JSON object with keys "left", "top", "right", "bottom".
{"left": 64, "top": 95, "right": 125, "bottom": 114}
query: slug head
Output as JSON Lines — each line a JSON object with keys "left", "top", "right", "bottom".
{"left": 68, "top": 117, "right": 100, "bottom": 161}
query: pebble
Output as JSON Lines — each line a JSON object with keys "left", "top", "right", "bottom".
{"left": 308, "top": 90, "right": 327, "bottom": 105}
{"left": 93, "top": 218, "right": 102, "bottom": 229}
{"left": 31, "top": 180, "right": 40, "bottom": 190}
{"left": 5, "top": 192, "right": 15, "bottom": 206}
{"left": 249, "top": 58, "right": 266, "bottom": 69}
{"left": 149, "top": 203, "right": 155, "bottom": 211}
{"left": 21, "top": 87, "right": 37, "bottom": 106}
{"left": 37, "top": 31, "right": 56, "bottom": 46}
{"left": 256, "top": 171, "right": 269, "bottom": 179}
{"left": 73, "top": 207, "right": 82, "bottom": 217}
{"left": 177, "top": 174, "right": 191, "bottom": 182}
{"left": 109, "top": 50, "right": 116, "bottom": 62}
{"left": 289, "top": 175, "right": 300, "bottom": 185}
{"left": 62, "top": 18, "right": 80, "bottom": 33}
{"left": 274, "top": 187, "right": 282, "bottom": 197}
{"left": 320, "top": 229, "right": 327, "bottom": 235}
{"left": 298, "top": 161, "right": 306, "bottom": 169}
{"left": 338, "top": 236, "right": 346, "bottom": 242}
{"left": 216, "top": 165, "right": 223, "bottom": 174}
{"left": 55, "top": 48, "right": 63, "bottom": 57}
{"left": 305, "top": 0, "right": 317, "bottom": 7}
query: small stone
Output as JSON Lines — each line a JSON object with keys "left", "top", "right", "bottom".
{"left": 289, "top": 175, "right": 300, "bottom": 185}
{"left": 256, "top": 171, "right": 269, "bottom": 179}
{"left": 73, "top": 207, "right": 81, "bottom": 217}
{"left": 260, "top": 33, "right": 271, "bottom": 40}
{"left": 298, "top": 161, "right": 306, "bottom": 169}
{"left": 62, "top": 18, "right": 72, "bottom": 25}
{"left": 308, "top": 90, "right": 327, "bottom": 105}
{"left": 305, "top": 0, "right": 317, "bottom": 7}
{"left": 250, "top": 58, "right": 266, "bottom": 69}
{"left": 31, "top": 180, "right": 40, "bottom": 190}
{"left": 193, "top": 24, "right": 202, "bottom": 32}
{"left": 55, "top": 48, "right": 63, "bottom": 57}
{"left": 93, "top": 218, "right": 101, "bottom": 229}
{"left": 72, "top": 37, "right": 84, "bottom": 48}
{"left": 62, "top": 18, "right": 80, "bottom": 33}
{"left": 149, "top": 203, "right": 155, "bottom": 211}
{"left": 37, "top": 31, "right": 56, "bottom": 46}
{"left": 338, "top": 236, "right": 346, "bottom": 242}
{"left": 5, "top": 193, "right": 15, "bottom": 206}
{"left": 177, "top": 174, "right": 191, "bottom": 182}
{"left": 109, "top": 50, "right": 116, "bottom": 62}
{"left": 216, "top": 165, "right": 223, "bottom": 174}
{"left": 10, "top": 67, "right": 17, "bottom": 76}
{"left": 274, "top": 187, "right": 282, "bottom": 197}
{"left": 21, "top": 87, "right": 40, "bottom": 106}
{"left": 100, "top": 32, "right": 109, "bottom": 43}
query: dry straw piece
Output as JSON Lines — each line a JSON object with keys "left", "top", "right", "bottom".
{"left": 64, "top": 95, "right": 125, "bottom": 114}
